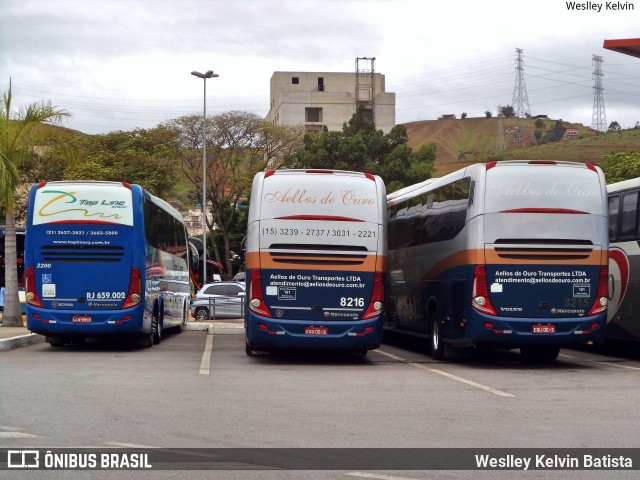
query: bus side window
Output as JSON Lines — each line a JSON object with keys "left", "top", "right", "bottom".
{"left": 620, "top": 192, "right": 638, "bottom": 239}
{"left": 608, "top": 195, "right": 620, "bottom": 241}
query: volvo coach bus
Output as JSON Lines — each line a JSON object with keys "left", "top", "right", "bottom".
{"left": 386, "top": 161, "right": 609, "bottom": 362}
{"left": 244, "top": 169, "right": 387, "bottom": 356}
{"left": 24, "top": 181, "right": 191, "bottom": 347}
{"left": 606, "top": 177, "right": 640, "bottom": 343}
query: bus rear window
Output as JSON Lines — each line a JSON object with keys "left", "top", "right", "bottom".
{"left": 485, "top": 166, "right": 603, "bottom": 215}
{"left": 258, "top": 174, "right": 380, "bottom": 223}
{"left": 32, "top": 183, "right": 134, "bottom": 226}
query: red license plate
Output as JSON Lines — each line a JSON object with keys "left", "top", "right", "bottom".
{"left": 532, "top": 324, "right": 556, "bottom": 334}
{"left": 304, "top": 326, "right": 328, "bottom": 336}
{"left": 72, "top": 315, "right": 92, "bottom": 323}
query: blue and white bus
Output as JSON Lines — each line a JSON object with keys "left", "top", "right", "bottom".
{"left": 244, "top": 169, "right": 387, "bottom": 356}
{"left": 25, "top": 181, "right": 192, "bottom": 347}
{"left": 386, "top": 161, "right": 609, "bottom": 362}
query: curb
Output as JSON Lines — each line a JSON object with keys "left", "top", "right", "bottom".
{"left": 184, "top": 321, "right": 244, "bottom": 335}
{"left": 0, "top": 333, "right": 46, "bottom": 351}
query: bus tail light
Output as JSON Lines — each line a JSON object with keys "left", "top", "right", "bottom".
{"left": 362, "top": 272, "right": 383, "bottom": 320}
{"left": 588, "top": 266, "right": 608, "bottom": 316}
{"left": 121, "top": 268, "right": 142, "bottom": 309}
{"left": 249, "top": 269, "right": 272, "bottom": 318}
{"left": 25, "top": 266, "right": 43, "bottom": 308}
{"left": 472, "top": 265, "right": 497, "bottom": 316}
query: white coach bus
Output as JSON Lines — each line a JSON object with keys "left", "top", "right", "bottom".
{"left": 244, "top": 169, "right": 387, "bottom": 356}
{"left": 386, "top": 160, "right": 609, "bottom": 362}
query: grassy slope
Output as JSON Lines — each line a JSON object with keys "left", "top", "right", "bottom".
{"left": 404, "top": 117, "right": 640, "bottom": 176}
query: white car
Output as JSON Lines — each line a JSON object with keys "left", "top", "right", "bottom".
{"left": 191, "top": 282, "right": 246, "bottom": 320}
{"left": 233, "top": 271, "right": 246, "bottom": 282}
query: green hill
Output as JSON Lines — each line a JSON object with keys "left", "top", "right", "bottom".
{"left": 404, "top": 117, "right": 640, "bottom": 176}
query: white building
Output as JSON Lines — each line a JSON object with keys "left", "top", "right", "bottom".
{"left": 183, "top": 206, "right": 214, "bottom": 237}
{"left": 266, "top": 70, "right": 396, "bottom": 134}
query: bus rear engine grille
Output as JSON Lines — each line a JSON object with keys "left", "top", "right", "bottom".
{"left": 41, "top": 245, "right": 125, "bottom": 262}
{"left": 493, "top": 239, "right": 594, "bottom": 261}
{"left": 267, "top": 243, "right": 369, "bottom": 266}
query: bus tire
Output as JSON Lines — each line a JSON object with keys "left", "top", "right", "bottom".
{"left": 152, "top": 312, "right": 162, "bottom": 345}
{"left": 430, "top": 317, "right": 445, "bottom": 360}
{"left": 194, "top": 307, "right": 209, "bottom": 322}
{"left": 245, "top": 341, "right": 254, "bottom": 357}
{"left": 520, "top": 345, "right": 560, "bottom": 363}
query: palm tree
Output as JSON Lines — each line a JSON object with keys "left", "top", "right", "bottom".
{"left": 0, "top": 81, "right": 69, "bottom": 327}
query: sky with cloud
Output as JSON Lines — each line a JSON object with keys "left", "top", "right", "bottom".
{"left": 2, "top": 0, "right": 639, "bottom": 134}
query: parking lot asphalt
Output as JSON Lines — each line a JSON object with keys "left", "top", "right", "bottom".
{"left": 0, "top": 317, "right": 244, "bottom": 351}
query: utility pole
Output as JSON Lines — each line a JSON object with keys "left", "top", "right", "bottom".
{"left": 496, "top": 106, "right": 506, "bottom": 153}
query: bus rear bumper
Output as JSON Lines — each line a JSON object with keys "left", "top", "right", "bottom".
{"left": 26, "top": 305, "right": 146, "bottom": 337}
{"left": 467, "top": 311, "right": 607, "bottom": 347}
{"left": 245, "top": 313, "right": 383, "bottom": 351}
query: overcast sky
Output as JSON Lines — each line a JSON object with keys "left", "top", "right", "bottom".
{"left": 1, "top": 0, "right": 639, "bottom": 134}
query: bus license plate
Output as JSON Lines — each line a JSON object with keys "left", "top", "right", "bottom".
{"left": 305, "top": 326, "right": 328, "bottom": 336}
{"left": 72, "top": 315, "right": 92, "bottom": 323}
{"left": 532, "top": 324, "right": 555, "bottom": 334}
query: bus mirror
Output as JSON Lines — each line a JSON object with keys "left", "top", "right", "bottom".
{"left": 188, "top": 241, "right": 200, "bottom": 269}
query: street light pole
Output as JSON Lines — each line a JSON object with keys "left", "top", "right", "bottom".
{"left": 191, "top": 70, "right": 219, "bottom": 285}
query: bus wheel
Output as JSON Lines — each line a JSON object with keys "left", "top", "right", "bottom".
{"left": 245, "top": 341, "right": 254, "bottom": 357}
{"left": 152, "top": 313, "right": 162, "bottom": 345}
{"left": 430, "top": 317, "right": 445, "bottom": 360}
{"left": 194, "top": 307, "right": 209, "bottom": 322}
{"left": 520, "top": 345, "right": 560, "bottom": 363}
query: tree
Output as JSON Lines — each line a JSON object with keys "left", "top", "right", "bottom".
{"left": 64, "top": 127, "right": 179, "bottom": 197}
{"left": 500, "top": 105, "right": 515, "bottom": 118}
{"left": 165, "top": 112, "right": 303, "bottom": 277}
{"left": 608, "top": 121, "right": 621, "bottom": 132}
{"left": 485, "top": 111, "right": 493, "bottom": 118}
{"left": 534, "top": 119, "right": 545, "bottom": 129}
{"left": 0, "top": 82, "right": 69, "bottom": 326}
{"left": 461, "top": 112, "right": 468, "bottom": 119}
{"left": 284, "top": 107, "right": 435, "bottom": 193}
{"left": 541, "top": 120, "right": 566, "bottom": 144}
{"left": 600, "top": 151, "right": 640, "bottom": 183}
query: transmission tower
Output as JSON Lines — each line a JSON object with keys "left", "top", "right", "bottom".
{"left": 355, "top": 57, "right": 376, "bottom": 125}
{"left": 591, "top": 55, "right": 607, "bottom": 133}
{"left": 512, "top": 48, "right": 531, "bottom": 119}
{"left": 496, "top": 106, "right": 506, "bottom": 152}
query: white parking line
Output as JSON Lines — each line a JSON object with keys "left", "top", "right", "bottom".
{"left": 0, "top": 432, "right": 42, "bottom": 438}
{"left": 376, "top": 349, "right": 515, "bottom": 397}
{"left": 199, "top": 334, "right": 214, "bottom": 375}
{"left": 347, "top": 472, "right": 421, "bottom": 480}
{"left": 598, "top": 361, "right": 640, "bottom": 371}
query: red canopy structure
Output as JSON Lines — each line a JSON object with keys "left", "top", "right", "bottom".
{"left": 603, "top": 38, "right": 640, "bottom": 58}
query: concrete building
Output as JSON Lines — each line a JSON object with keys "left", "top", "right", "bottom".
{"left": 266, "top": 70, "right": 396, "bottom": 134}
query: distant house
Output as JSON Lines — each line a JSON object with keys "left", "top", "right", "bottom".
{"left": 439, "top": 114, "right": 456, "bottom": 120}
{"left": 532, "top": 114, "right": 548, "bottom": 119}
{"left": 564, "top": 128, "right": 580, "bottom": 138}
